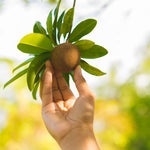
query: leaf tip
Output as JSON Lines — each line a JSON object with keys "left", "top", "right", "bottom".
{"left": 3, "top": 84, "right": 6, "bottom": 89}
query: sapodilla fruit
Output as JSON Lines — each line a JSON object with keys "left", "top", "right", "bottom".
{"left": 51, "top": 43, "right": 81, "bottom": 73}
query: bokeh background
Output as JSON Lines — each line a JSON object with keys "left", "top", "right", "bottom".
{"left": 0, "top": 0, "right": 150, "bottom": 149}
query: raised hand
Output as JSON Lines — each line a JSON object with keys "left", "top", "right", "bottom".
{"left": 40, "top": 60, "right": 99, "bottom": 150}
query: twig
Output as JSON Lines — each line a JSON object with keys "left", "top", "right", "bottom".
{"left": 66, "top": 0, "right": 76, "bottom": 42}
{"left": 73, "top": 0, "right": 76, "bottom": 8}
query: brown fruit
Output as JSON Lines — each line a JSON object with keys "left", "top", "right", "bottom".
{"left": 51, "top": 43, "right": 81, "bottom": 73}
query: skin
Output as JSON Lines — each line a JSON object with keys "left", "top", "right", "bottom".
{"left": 40, "top": 60, "right": 100, "bottom": 150}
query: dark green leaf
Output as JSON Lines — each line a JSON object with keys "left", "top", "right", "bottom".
{"left": 32, "top": 67, "right": 45, "bottom": 100}
{"left": 32, "top": 79, "right": 40, "bottom": 100}
{"left": 46, "top": 10, "right": 56, "bottom": 45}
{"left": 12, "top": 57, "right": 34, "bottom": 73}
{"left": 27, "top": 52, "right": 51, "bottom": 91}
{"left": 80, "top": 44, "right": 108, "bottom": 59}
{"left": 69, "top": 19, "right": 97, "bottom": 42}
{"left": 33, "top": 21, "right": 46, "bottom": 35}
{"left": 4, "top": 68, "right": 28, "bottom": 88}
{"left": 62, "top": 73, "right": 70, "bottom": 86}
{"left": 34, "top": 65, "right": 45, "bottom": 84}
{"left": 69, "top": 71, "right": 74, "bottom": 82}
{"left": 80, "top": 59, "right": 106, "bottom": 76}
{"left": 54, "top": 5, "right": 57, "bottom": 16}
{"left": 61, "top": 8, "right": 74, "bottom": 38}
{"left": 57, "top": 10, "right": 65, "bottom": 42}
{"left": 74, "top": 40, "right": 95, "bottom": 50}
{"left": 53, "top": 0, "right": 61, "bottom": 44}
{"left": 17, "top": 33, "right": 54, "bottom": 55}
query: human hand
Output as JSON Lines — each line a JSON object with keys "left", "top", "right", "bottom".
{"left": 40, "top": 60, "right": 99, "bottom": 150}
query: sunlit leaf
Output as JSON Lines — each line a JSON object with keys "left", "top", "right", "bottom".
{"left": 4, "top": 68, "right": 28, "bottom": 88}
{"left": 17, "top": 33, "right": 54, "bottom": 55}
{"left": 80, "top": 45, "right": 108, "bottom": 59}
{"left": 27, "top": 52, "right": 51, "bottom": 91}
{"left": 80, "top": 59, "right": 106, "bottom": 76}
{"left": 69, "top": 19, "right": 97, "bottom": 42}
{"left": 12, "top": 57, "right": 34, "bottom": 73}
{"left": 61, "top": 8, "right": 74, "bottom": 38}
{"left": 33, "top": 21, "right": 46, "bottom": 35}
{"left": 57, "top": 10, "right": 65, "bottom": 42}
{"left": 0, "top": 58, "right": 14, "bottom": 66}
{"left": 74, "top": 40, "right": 95, "bottom": 50}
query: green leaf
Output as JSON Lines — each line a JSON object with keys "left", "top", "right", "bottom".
{"left": 32, "top": 66, "right": 45, "bottom": 100}
{"left": 80, "top": 59, "right": 106, "bottom": 76}
{"left": 80, "top": 44, "right": 108, "bottom": 59}
{"left": 27, "top": 52, "right": 51, "bottom": 91}
{"left": 61, "top": 8, "right": 74, "bottom": 38}
{"left": 0, "top": 58, "right": 14, "bottom": 66}
{"left": 32, "top": 79, "right": 40, "bottom": 100}
{"left": 53, "top": 0, "right": 61, "bottom": 44}
{"left": 74, "top": 40, "right": 95, "bottom": 50}
{"left": 34, "top": 65, "right": 45, "bottom": 84}
{"left": 62, "top": 73, "right": 70, "bottom": 86}
{"left": 33, "top": 21, "right": 46, "bottom": 35}
{"left": 47, "top": 9, "right": 56, "bottom": 45}
{"left": 69, "top": 19, "right": 97, "bottom": 42}
{"left": 12, "top": 57, "right": 34, "bottom": 73}
{"left": 69, "top": 71, "right": 74, "bottom": 82}
{"left": 57, "top": 10, "right": 65, "bottom": 42}
{"left": 17, "top": 33, "right": 54, "bottom": 55}
{"left": 54, "top": 0, "right": 61, "bottom": 17}
{"left": 4, "top": 68, "right": 28, "bottom": 88}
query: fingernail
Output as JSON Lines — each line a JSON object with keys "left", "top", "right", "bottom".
{"left": 74, "top": 65, "right": 82, "bottom": 77}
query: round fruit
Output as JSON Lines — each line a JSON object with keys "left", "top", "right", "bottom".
{"left": 51, "top": 43, "right": 81, "bottom": 73}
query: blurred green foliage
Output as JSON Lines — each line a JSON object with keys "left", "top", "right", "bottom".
{"left": 22, "top": 0, "right": 57, "bottom": 4}
{"left": 0, "top": 44, "right": 150, "bottom": 150}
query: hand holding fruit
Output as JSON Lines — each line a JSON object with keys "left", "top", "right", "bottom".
{"left": 40, "top": 60, "right": 100, "bottom": 150}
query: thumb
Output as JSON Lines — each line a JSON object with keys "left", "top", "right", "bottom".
{"left": 74, "top": 65, "right": 91, "bottom": 96}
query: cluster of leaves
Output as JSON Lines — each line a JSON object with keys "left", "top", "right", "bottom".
{"left": 4, "top": 0, "right": 108, "bottom": 100}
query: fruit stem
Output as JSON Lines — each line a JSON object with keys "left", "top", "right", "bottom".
{"left": 73, "top": 0, "right": 76, "bottom": 8}
{"left": 66, "top": 0, "right": 76, "bottom": 43}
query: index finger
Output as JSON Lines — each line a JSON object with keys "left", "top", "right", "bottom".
{"left": 40, "top": 61, "right": 54, "bottom": 107}
{"left": 74, "top": 65, "right": 94, "bottom": 97}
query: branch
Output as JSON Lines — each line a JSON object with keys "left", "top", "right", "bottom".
{"left": 73, "top": 0, "right": 76, "bottom": 8}
{"left": 66, "top": 0, "right": 76, "bottom": 42}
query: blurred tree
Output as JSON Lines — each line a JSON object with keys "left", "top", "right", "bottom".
{"left": 96, "top": 41, "right": 150, "bottom": 150}
{"left": 0, "top": 60, "right": 60, "bottom": 150}
{"left": 22, "top": 0, "right": 57, "bottom": 4}
{"left": 47, "top": 0, "right": 57, "bottom": 3}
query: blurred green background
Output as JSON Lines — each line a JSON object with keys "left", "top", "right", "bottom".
{"left": 0, "top": 0, "right": 150, "bottom": 150}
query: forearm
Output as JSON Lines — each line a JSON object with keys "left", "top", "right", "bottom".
{"left": 58, "top": 126, "right": 100, "bottom": 150}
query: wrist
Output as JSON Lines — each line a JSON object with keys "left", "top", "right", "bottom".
{"left": 58, "top": 125, "right": 100, "bottom": 150}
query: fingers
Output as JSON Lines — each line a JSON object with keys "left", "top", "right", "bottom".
{"left": 52, "top": 72, "right": 63, "bottom": 102}
{"left": 40, "top": 60, "right": 53, "bottom": 106}
{"left": 55, "top": 71, "right": 75, "bottom": 101}
{"left": 74, "top": 65, "right": 95, "bottom": 98}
